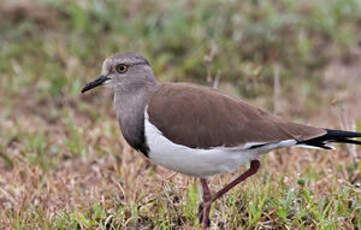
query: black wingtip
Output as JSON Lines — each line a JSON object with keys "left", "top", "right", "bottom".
{"left": 325, "top": 129, "right": 361, "bottom": 138}
{"left": 298, "top": 129, "right": 361, "bottom": 149}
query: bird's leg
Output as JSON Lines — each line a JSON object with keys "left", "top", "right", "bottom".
{"left": 199, "top": 178, "right": 212, "bottom": 229}
{"left": 210, "top": 160, "right": 260, "bottom": 203}
{"left": 197, "top": 160, "right": 261, "bottom": 229}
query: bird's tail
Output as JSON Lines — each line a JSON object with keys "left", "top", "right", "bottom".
{"left": 298, "top": 129, "right": 361, "bottom": 149}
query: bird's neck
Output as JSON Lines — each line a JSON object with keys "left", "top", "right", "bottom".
{"left": 113, "top": 81, "right": 160, "bottom": 156}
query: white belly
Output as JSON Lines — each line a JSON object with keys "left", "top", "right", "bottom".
{"left": 144, "top": 111, "right": 296, "bottom": 177}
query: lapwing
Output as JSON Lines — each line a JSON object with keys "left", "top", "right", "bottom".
{"left": 82, "top": 52, "right": 361, "bottom": 229}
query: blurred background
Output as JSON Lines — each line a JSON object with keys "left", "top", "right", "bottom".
{"left": 1, "top": 0, "right": 361, "bottom": 229}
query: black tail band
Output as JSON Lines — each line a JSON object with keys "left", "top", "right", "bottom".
{"left": 298, "top": 129, "right": 361, "bottom": 149}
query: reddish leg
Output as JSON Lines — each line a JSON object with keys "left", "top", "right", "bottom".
{"left": 198, "top": 160, "right": 261, "bottom": 229}
{"left": 199, "top": 178, "right": 212, "bottom": 229}
{"left": 210, "top": 160, "right": 260, "bottom": 203}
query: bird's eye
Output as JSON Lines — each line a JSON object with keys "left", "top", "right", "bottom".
{"left": 115, "top": 64, "right": 128, "bottom": 73}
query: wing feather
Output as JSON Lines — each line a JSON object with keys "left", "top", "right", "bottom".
{"left": 147, "top": 83, "right": 326, "bottom": 149}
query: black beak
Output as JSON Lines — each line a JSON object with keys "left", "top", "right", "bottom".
{"left": 81, "top": 75, "right": 110, "bottom": 93}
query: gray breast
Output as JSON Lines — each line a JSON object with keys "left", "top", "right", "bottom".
{"left": 113, "top": 84, "right": 160, "bottom": 157}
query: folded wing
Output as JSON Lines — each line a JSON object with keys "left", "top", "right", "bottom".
{"left": 147, "top": 83, "right": 326, "bottom": 149}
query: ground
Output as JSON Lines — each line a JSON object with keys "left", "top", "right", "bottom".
{"left": 1, "top": 0, "right": 361, "bottom": 229}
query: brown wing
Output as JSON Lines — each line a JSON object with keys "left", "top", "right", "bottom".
{"left": 147, "top": 83, "right": 326, "bottom": 148}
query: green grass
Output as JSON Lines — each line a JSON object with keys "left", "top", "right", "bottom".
{"left": 1, "top": 0, "right": 361, "bottom": 229}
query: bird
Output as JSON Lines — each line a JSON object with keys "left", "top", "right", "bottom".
{"left": 81, "top": 52, "right": 361, "bottom": 229}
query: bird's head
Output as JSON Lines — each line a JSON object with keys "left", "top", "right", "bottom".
{"left": 81, "top": 52, "right": 155, "bottom": 93}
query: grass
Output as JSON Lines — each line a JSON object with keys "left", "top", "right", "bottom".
{"left": 1, "top": 0, "right": 361, "bottom": 229}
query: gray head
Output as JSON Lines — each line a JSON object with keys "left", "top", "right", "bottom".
{"left": 81, "top": 52, "right": 157, "bottom": 93}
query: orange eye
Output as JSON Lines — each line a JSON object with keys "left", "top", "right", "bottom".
{"left": 115, "top": 64, "right": 128, "bottom": 73}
